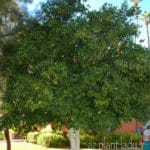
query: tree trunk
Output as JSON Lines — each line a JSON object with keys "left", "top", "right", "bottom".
{"left": 146, "top": 24, "right": 150, "bottom": 49}
{"left": 135, "top": 6, "right": 139, "bottom": 44}
{"left": 68, "top": 128, "right": 80, "bottom": 150}
{"left": 4, "top": 128, "right": 11, "bottom": 150}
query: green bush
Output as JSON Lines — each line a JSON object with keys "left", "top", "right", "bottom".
{"left": 37, "top": 132, "right": 51, "bottom": 147}
{"left": 106, "top": 133, "right": 140, "bottom": 143}
{"left": 80, "top": 134, "right": 97, "bottom": 148}
{"left": 0, "top": 131, "right": 5, "bottom": 140}
{"left": 26, "top": 131, "right": 40, "bottom": 143}
{"left": 26, "top": 130, "right": 141, "bottom": 148}
{"left": 37, "top": 132, "right": 69, "bottom": 148}
{"left": 80, "top": 132, "right": 141, "bottom": 148}
{"left": 102, "top": 133, "right": 141, "bottom": 148}
{"left": 49, "top": 133, "right": 69, "bottom": 147}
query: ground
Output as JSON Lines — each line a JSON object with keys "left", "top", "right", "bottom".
{"left": 0, "top": 140, "right": 142, "bottom": 150}
{"left": 0, "top": 140, "right": 69, "bottom": 150}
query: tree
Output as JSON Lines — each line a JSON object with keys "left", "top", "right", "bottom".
{"left": 142, "top": 11, "right": 150, "bottom": 49}
{"left": 130, "top": 0, "right": 142, "bottom": 43}
{"left": 0, "top": 1, "right": 150, "bottom": 150}
{"left": 0, "top": 1, "right": 33, "bottom": 150}
{"left": 130, "top": 0, "right": 142, "bottom": 26}
{"left": 0, "top": 0, "right": 34, "bottom": 40}
{"left": 0, "top": 0, "right": 20, "bottom": 39}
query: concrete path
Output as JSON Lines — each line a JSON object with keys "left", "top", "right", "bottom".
{"left": 0, "top": 140, "right": 94, "bottom": 150}
{"left": 0, "top": 140, "right": 142, "bottom": 150}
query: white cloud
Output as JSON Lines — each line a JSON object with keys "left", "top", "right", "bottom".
{"left": 27, "top": 0, "right": 44, "bottom": 12}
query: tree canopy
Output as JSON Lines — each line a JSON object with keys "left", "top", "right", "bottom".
{"left": 0, "top": 0, "right": 33, "bottom": 40}
{"left": 0, "top": 0, "right": 150, "bottom": 134}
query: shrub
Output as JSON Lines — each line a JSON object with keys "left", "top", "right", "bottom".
{"left": 37, "top": 132, "right": 51, "bottom": 147}
{"left": 37, "top": 132, "right": 69, "bottom": 148}
{"left": 80, "top": 134, "right": 97, "bottom": 148}
{"left": 49, "top": 133, "right": 69, "bottom": 147}
{"left": 0, "top": 131, "right": 5, "bottom": 140}
{"left": 26, "top": 131, "right": 40, "bottom": 143}
{"left": 80, "top": 132, "right": 141, "bottom": 148}
{"left": 27, "top": 130, "right": 141, "bottom": 148}
{"left": 102, "top": 133, "right": 141, "bottom": 148}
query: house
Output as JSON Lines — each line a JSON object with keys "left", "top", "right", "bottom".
{"left": 115, "top": 118, "right": 142, "bottom": 134}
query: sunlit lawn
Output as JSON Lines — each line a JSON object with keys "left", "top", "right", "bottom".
{"left": 0, "top": 141, "right": 70, "bottom": 150}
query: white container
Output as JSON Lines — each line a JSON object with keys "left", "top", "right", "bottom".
{"left": 143, "top": 125, "right": 150, "bottom": 142}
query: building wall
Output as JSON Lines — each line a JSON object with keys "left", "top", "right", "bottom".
{"left": 115, "top": 118, "right": 142, "bottom": 133}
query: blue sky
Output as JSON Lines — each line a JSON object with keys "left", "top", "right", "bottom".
{"left": 27, "top": 0, "right": 150, "bottom": 12}
{"left": 85, "top": 0, "right": 149, "bottom": 12}
{"left": 27, "top": 0, "right": 150, "bottom": 47}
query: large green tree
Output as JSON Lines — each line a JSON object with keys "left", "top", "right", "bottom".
{"left": 0, "top": 1, "right": 150, "bottom": 149}
{"left": 0, "top": 1, "right": 33, "bottom": 150}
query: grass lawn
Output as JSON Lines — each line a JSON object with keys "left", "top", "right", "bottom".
{"left": 0, "top": 141, "right": 70, "bottom": 150}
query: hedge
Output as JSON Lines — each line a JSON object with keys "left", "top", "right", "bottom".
{"left": 0, "top": 131, "right": 5, "bottom": 140}
{"left": 26, "top": 131, "right": 40, "bottom": 143}
{"left": 37, "top": 132, "right": 69, "bottom": 147}
{"left": 26, "top": 131, "right": 141, "bottom": 148}
{"left": 80, "top": 134, "right": 97, "bottom": 148}
{"left": 104, "top": 133, "right": 141, "bottom": 143}
{"left": 27, "top": 131, "right": 69, "bottom": 147}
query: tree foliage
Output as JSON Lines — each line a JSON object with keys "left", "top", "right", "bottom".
{"left": 0, "top": 1, "right": 150, "bottom": 134}
{"left": 0, "top": 0, "right": 33, "bottom": 40}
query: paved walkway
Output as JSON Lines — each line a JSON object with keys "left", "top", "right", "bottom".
{"left": 0, "top": 140, "right": 93, "bottom": 150}
{"left": 0, "top": 140, "right": 66, "bottom": 150}
{"left": 0, "top": 140, "right": 142, "bottom": 150}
